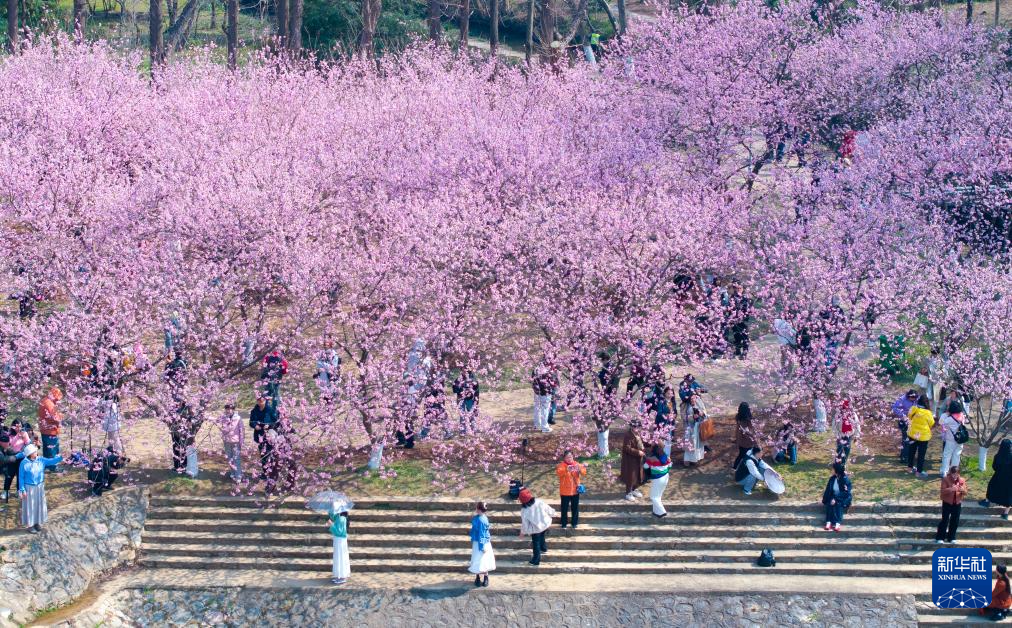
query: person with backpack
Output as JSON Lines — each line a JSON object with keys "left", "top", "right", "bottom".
{"left": 467, "top": 501, "right": 494, "bottom": 586}
{"left": 980, "top": 565, "right": 1012, "bottom": 620}
{"left": 980, "top": 439, "right": 1012, "bottom": 520}
{"left": 556, "top": 450, "right": 586, "bottom": 529}
{"left": 329, "top": 508, "right": 350, "bottom": 585}
{"left": 822, "top": 462, "right": 852, "bottom": 532}
{"left": 644, "top": 445, "right": 671, "bottom": 517}
{"left": 906, "top": 395, "right": 935, "bottom": 477}
{"left": 935, "top": 465, "right": 967, "bottom": 543}
{"left": 939, "top": 400, "right": 969, "bottom": 479}
{"left": 518, "top": 488, "right": 556, "bottom": 566}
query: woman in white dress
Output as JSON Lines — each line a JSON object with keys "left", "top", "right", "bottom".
{"left": 683, "top": 407, "right": 705, "bottom": 467}
{"left": 328, "top": 509, "right": 350, "bottom": 584}
{"left": 468, "top": 501, "right": 495, "bottom": 586}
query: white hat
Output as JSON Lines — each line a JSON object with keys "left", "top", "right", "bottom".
{"left": 23, "top": 444, "right": 38, "bottom": 457}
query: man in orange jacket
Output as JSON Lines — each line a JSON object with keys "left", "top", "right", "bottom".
{"left": 38, "top": 387, "right": 64, "bottom": 471}
{"left": 556, "top": 450, "right": 587, "bottom": 530}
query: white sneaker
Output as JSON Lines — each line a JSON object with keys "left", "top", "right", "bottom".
{"left": 541, "top": 427, "right": 552, "bottom": 433}
{"left": 632, "top": 490, "right": 643, "bottom": 498}
{"left": 624, "top": 493, "right": 637, "bottom": 501}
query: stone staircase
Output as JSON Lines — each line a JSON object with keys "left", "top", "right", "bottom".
{"left": 138, "top": 496, "right": 1012, "bottom": 625}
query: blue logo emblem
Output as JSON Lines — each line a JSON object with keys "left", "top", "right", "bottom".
{"left": 933, "top": 548, "right": 992, "bottom": 609}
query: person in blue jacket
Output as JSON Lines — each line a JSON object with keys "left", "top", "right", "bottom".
{"left": 18, "top": 443, "right": 62, "bottom": 533}
{"left": 468, "top": 501, "right": 495, "bottom": 587}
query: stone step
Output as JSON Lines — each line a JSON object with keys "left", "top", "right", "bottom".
{"left": 142, "top": 505, "right": 1012, "bottom": 528}
{"left": 140, "top": 530, "right": 1012, "bottom": 553}
{"left": 137, "top": 554, "right": 931, "bottom": 577}
{"left": 146, "top": 495, "right": 968, "bottom": 515}
{"left": 137, "top": 543, "right": 1012, "bottom": 566}
{"left": 139, "top": 518, "right": 1012, "bottom": 541}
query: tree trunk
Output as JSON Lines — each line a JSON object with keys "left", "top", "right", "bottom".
{"left": 73, "top": 0, "right": 89, "bottom": 37}
{"left": 149, "top": 0, "right": 165, "bottom": 68}
{"left": 538, "top": 0, "right": 556, "bottom": 56}
{"left": 6, "top": 0, "right": 17, "bottom": 53}
{"left": 226, "top": 0, "right": 237, "bottom": 70}
{"left": 597, "top": 0, "right": 616, "bottom": 36}
{"left": 358, "top": 0, "right": 380, "bottom": 56}
{"left": 458, "top": 0, "right": 469, "bottom": 48}
{"left": 995, "top": 0, "right": 999, "bottom": 25}
{"left": 489, "top": 0, "right": 498, "bottom": 56}
{"left": 209, "top": 0, "right": 215, "bottom": 29}
{"left": 524, "top": 0, "right": 534, "bottom": 60}
{"left": 597, "top": 428, "right": 609, "bottom": 458}
{"left": 616, "top": 0, "right": 625, "bottom": 36}
{"left": 167, "top": 0, "right": 177, "bottom": 23}
{"left": 426, "top": 0, "right": 441, "bottom": 41}
{"left": 965, "top": 0, "right": 972, "bottom": 24}
{"left": 979, "top": 445, "right": 988, "bottom": 472}
{"left": 164, "top": 0, "right": 206, "bottom": 54}
{"left": 276, "top": 0, "right": 288, "bottom": 48}
{"left": 288, "top": 0, "right": 302, "bottom": 50}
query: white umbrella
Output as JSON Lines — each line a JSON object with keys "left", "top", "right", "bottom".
{"left": 306, "top": 490, "right": 354, "bottom": 514}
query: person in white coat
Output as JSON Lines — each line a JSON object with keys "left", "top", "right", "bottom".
{"left": 100, "top": 395, "right": 123, "bottom": 455}
{"left": 683, "top": 407, "right": 705, "bottom": 467}
{"left": 940, "top": 400, "right": 967, "bottom": 479}
{"left": 519, "top": 488, "right": 556, "bottom": 565}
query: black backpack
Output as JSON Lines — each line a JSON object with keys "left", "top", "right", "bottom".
{"left": 757, "top": 548, "right": 776, "bottom": 567}
{"left": 953, "top": 424, "right": 970, "bottom": 445}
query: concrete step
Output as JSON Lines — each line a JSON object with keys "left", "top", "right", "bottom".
{"left": 142, "top": 505, "right": 1012, "bottom": 528}
{"left": 137, "top": 554, "right": 932, "bottom": 577}
{"left": 139, "top": 530, "right": 1012, "bottom": 554}
{"left": 146, "top": 495, "right": 975, "bottom": 515}
{"left": 137, "top": 543, "right": 1012, "bottom": 566}
{"left": 139, "top": 518, "right": 1012, "bottom": 541}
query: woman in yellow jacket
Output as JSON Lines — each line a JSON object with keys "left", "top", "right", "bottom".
{"left": 906, "top": 395, "right": 935, "bottom": 477}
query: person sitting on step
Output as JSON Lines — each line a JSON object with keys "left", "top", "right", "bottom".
{"left": 980, "top": 564, "right": 1012, "bottom": 621}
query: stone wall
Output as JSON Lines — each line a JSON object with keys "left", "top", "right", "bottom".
{"left": 0, "top": 486, "right": 147, "bottom": 624}
{"left": 64, "top": 587, "right": 918, "bottom": 627}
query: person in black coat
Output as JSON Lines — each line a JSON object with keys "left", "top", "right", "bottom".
{"left": 980, "top": 439, "right": 1012, "bottom": 520}
{"left": 822, "top": 463, "right": 852, "bottom": 532}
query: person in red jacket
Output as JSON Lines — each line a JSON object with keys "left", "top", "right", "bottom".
{"left": 556, "top": 450, "right": 586, "bottom": 530}
{"left": 980, "top": 565, "right": 1012, "bottom": 620}
{"left": 37, "top": 387, "right": 63, "bottom": 471}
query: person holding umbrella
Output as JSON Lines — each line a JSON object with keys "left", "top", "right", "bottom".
{"left": 329, "top": 505, "right": 350, "bottom": 585}
{"left": 469, "top": 501, "right": 495, "bottom": 586}
{"left": 306, "top": 491, "right": 354, "bottom": 585}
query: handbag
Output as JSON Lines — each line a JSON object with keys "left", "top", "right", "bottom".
{"left": 699, "top": 418, "right": 715, "bottom": 441}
